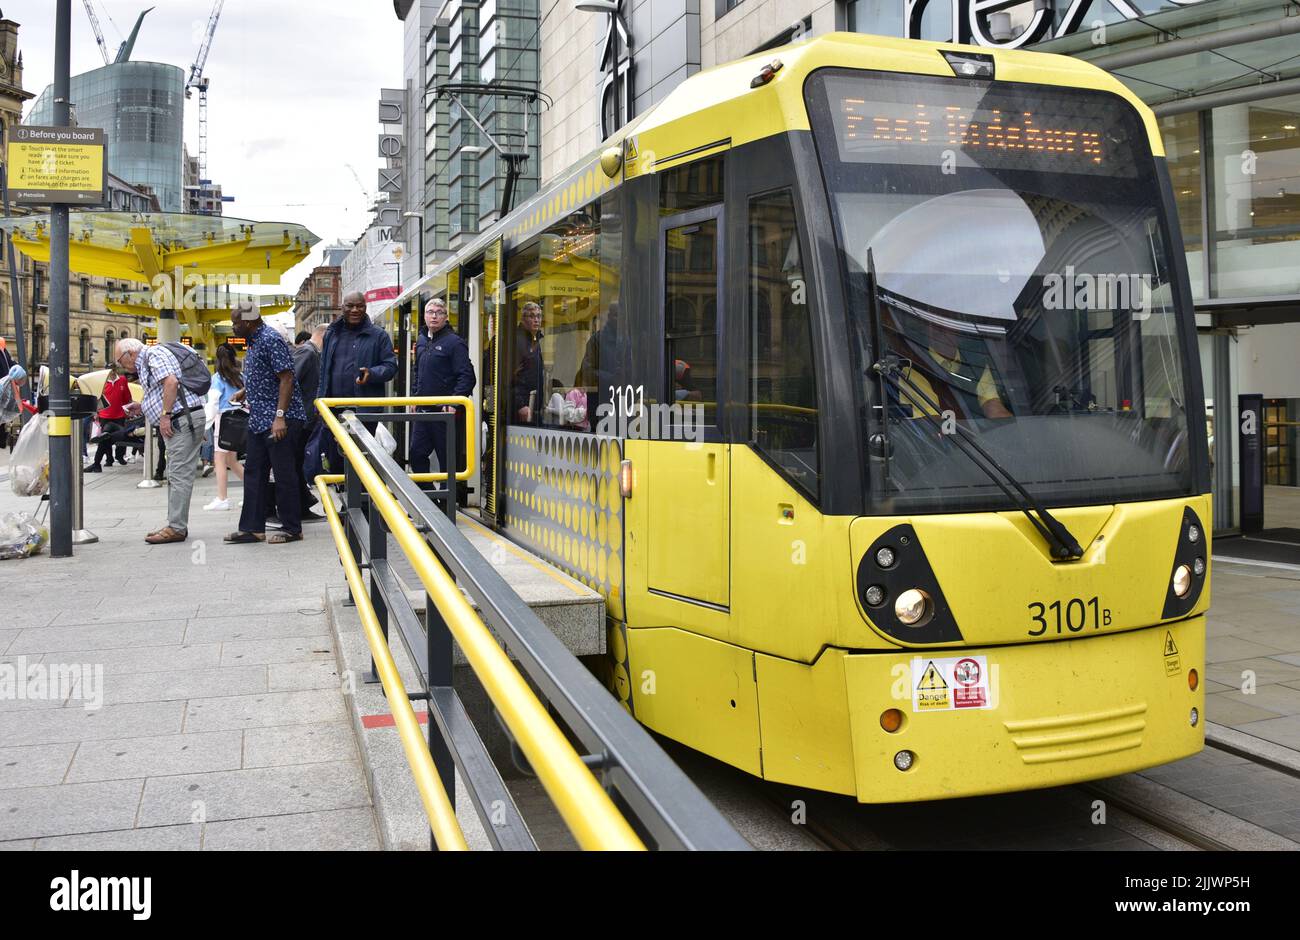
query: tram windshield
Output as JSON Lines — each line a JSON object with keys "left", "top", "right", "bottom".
{"left": 807, "top": 69, "right": 1197, "bottom": 513}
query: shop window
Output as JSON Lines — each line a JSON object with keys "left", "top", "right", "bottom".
{"left": 1209, "top": 93, "right": 1300, "bottom": 299}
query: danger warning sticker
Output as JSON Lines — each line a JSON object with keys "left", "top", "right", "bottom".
{"left": 911, "top": 656, "right": 993, "bottom": 712}
{"left": 1163, "top": 631, "right": 1181, "bottom": 678}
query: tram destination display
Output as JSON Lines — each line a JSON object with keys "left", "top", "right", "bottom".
{"left": 818, "top": 73, "right": 1141, "bottom": 178}
{"left": 5, "top": 125, "right": 108, "bottom": 206}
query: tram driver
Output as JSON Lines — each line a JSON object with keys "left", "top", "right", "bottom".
{"left": 893, "top": 316, "right": 1013, "bottom": 421}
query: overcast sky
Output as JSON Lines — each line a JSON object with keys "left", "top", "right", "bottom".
{"left": 12, "top": 0, "right": 404, "bottom": 293}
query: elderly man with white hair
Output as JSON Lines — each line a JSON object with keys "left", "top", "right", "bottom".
{"left": 115, "top": 336, "right": 208, "bottom": 544}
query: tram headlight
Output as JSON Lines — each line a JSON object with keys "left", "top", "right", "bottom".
{"left": 863, "top": 584, "right": 886, "bottom": 608}
{"left": 1193, "top": 556, "right": 1205, "bottom": 577}
{"left": 1188, "top": 524, "right": 1200, "bottom": 544}
{"left": 895, "top": 589, "right": 930, "bottom": 626}
{"left": 893, "top": 750, "right": 915, "bottom": 771}
{"left": 1189, "top": 707, "right": 1199, "bottom": 727}
{"left": 875, "top": 547, "right": 896, "bottom": 569}
{"left": 1172, "top": 564, "right": 1192, "bottom": 598}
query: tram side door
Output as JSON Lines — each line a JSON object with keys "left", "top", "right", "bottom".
{"left": 647, "top": 206, "right": 730, "bottom": 609}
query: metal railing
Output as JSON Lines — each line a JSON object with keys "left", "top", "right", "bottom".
{"left": 315, "top": 396, "right": 748, "bottom": 851}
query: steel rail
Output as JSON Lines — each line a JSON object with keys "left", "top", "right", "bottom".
{"left": 317, "top": 400, "right": 646, "bottom": 851}
{"left": 317, "top": 486, "right": 469, "bottom": 851}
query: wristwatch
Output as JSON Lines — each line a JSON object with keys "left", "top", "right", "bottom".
{"left": 275, "top": 409, "right": 286, "bottom": 418}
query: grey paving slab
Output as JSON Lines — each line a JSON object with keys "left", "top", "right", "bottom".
{"left": 0, "top": 743, "right": 77, "bottom": 789}
{"left": 33, "top": 824, "right": 202, "bottom": 851}
{"left": 67, "top": 730, "right": 244, "bottom": 783}
{"left": 0, "top": 701, "right": 186, "bottom": 747}
{"left": 136, "top": 761, "right": 370, "bottom": 827}
{"left": 220, "top": 636, "right": 334, "bottom": 667}
{"left": 94, "top": 664, "right": 268, "bottom": 706}
{"left": 1235, "top": 624, "right": 1300, "bottom": 649}
{"left": 1206, "top": 657, "right": 1300, "bottom": 688}
{"left": 0, "top": 839, "right": 34, "bottom": 850}
{"left": 202, "top": 807, "right": 378, "bottom": 851}
{"left": 1214, "top": 684, "right": 1300, "bottom": 718}
{"left": 0, "top": 629, "right": 19, "bottom": 653}
{"left": 9, "top": 621, "right": 186, "bottom": 655}
{"left": 0, "top": 779, "right": 143, "bottom": 841}
{"left": 1237, "top": 714, "right": 1300, "bottom": 750}
{"left": 243, "top": 722, "right": 357, "bottom": 769}
{"left": 266, "top": 661, "right": 341, "bottom": 692}
{"left": 195, "top": 596, "right": 327, "bottom": 618}
{"left": 0, "top": 610, "right": 58, "bottom": 629}
{"left": 1206, "top": 635, "right": 1285, "bottom": 663}
{"left": 42, "top": 643, "right": 223, "bottom": 675}
{"left": 184, "top": 611, "right": 329, "bottom": 644}
{"left": 184, "top": 688, "right": 346, "bottom": 733}
{"left": 50, "top": 603, "right": 199, "bottom": 627}
{"left": 1206, "top": 692, "right": 1287, "bottom": 727}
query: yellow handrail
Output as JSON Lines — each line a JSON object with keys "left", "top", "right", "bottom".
{"left": 317, "top": 399, "right": 644, "bottom": 851}
{"left": 316, "top": 396, "right": 478, "bottom": 482}
{"left": 317, "top": 487, "right": 469, "bottom": 851}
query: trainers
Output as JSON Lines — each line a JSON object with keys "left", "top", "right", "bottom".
{"left": 203, "top": 497, "right": 230, "bottom": 511}
{"left": 201, "top": 463, "right": 215, "bottom": 478}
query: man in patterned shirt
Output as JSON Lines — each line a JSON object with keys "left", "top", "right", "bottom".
{"left": 114, "top": 337, "right": 206, "bottom": 544}
{"left": 223, "top": 301, "right": 309, "bottom": 544}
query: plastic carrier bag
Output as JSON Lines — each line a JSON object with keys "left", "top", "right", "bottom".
{"left": 9, "top": 412, "right": 50, "bottom": 497}
{"left": 0, "top": 511, "right": 48, "bottom": 560}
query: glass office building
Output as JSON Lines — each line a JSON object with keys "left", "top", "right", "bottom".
{"left": 28, "top": 61, "right": 185, "bottom": 212}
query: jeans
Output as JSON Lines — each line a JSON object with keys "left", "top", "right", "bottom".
{"left": 239, "top": 419, "right": 304, "bottom": 536}
{"left": 164, "top": 413, "right": 204, "bottom": 533}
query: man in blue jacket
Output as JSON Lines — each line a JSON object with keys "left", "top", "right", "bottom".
{"left": 410, "top": 297, "right": 475, "bottom": 496}
{"left": 313, "top": 291, "right": 398, "bottom": 469}
{"left": 319, "top": 292, "right": 398, "bottom": 401}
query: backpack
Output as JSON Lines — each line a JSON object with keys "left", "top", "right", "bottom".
{"left": 160, "top": 342, "right": 212, "bottom": 398}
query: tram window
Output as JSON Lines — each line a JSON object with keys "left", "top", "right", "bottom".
{"left": 664, "top": 217, "right": 719, "bottom": 426}
{"left": 507, "top": 204, "right": 603, "bottom": 431}
{"left": 660, "top": 155, "right": 724, "bottom": 215}
{"left": 749, "top": 190, "right": 818, "bottom": 498}
{"left": 583, "top": 189, "right": 628, "bottom": 427}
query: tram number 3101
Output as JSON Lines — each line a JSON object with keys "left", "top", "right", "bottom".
{"left": 1027, "top": 597, "right": 1112, "bottom": 636}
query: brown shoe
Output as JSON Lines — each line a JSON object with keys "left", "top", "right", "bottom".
{"left": 145, "top": 526, "right": 187, "bottom": 544}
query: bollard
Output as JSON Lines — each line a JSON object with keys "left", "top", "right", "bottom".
{"left": 69, "top": 418, "right": 98, "bottom": 544}
{"left": 137, "top": 423, "right": 161, "bottom": 489}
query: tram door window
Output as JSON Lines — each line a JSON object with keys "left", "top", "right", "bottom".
{"left": 663, "top": 211, "right": 721, "bottom": 428}
{"left": 748, "top": 190, "right": 819, "bottom": 500}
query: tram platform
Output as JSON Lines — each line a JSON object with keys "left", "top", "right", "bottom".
{"left": 0, "top": 458, "right": 379, "bottom": 850}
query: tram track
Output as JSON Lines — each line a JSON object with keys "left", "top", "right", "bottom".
{"left": 728, "top": 728, "right": 1300, "bottom": 852}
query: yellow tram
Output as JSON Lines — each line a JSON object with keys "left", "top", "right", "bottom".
{"left": 398, "top": 32, "right": 1211, "bottom": 802}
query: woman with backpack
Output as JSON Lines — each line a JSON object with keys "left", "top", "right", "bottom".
{"left": 204, "top": 342, "right": 247, "bottom": 512}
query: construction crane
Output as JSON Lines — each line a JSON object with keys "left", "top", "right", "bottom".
{"left": 185, "top": 0, "right": 225, "bottom": 198}
{"left": 81, "top": 0, "right": 111, "bottom": 66}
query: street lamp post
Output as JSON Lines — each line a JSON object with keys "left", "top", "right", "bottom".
{"left": 48, "top": 0, "right": 73, "bottom": 557}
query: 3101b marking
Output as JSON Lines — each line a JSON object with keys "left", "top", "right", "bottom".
{"left": 1028, "top": 596, "right": 1111, "bottom": 636}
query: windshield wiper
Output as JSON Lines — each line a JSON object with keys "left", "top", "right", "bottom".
{"left": 863, "top": 251, "right": 1083, "bottom": 561}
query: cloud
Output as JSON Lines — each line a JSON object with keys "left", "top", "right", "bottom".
{"left": 14, "top": 0, "right": 405, "bottom": 290}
